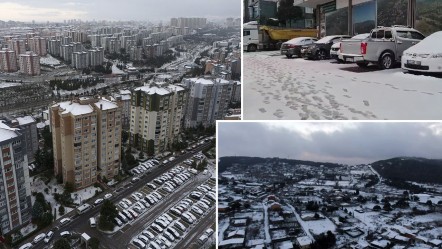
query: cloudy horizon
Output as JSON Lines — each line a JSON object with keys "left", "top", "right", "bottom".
{"left": 0, "top": 0, "right": 240, "bottom": 22}
{"left": 218, "top": 122, "right": 442, "bottom": 165}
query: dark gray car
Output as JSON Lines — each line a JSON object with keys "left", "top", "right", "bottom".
{"left": 301, "top": 35, "right": 351, "bottom": 60}
{"left": 280, "top": 37, "right": 317, "bottom": 58}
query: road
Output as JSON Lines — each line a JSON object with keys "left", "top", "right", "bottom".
{"left": 244, "top": 51, "right": 442, "bottom": 120}
{"left": 17, "top": 142, "right": 213, "bottom": 249}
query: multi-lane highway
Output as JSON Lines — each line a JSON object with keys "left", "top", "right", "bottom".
{"left": 17, "top": 142, "right": 214, "bottom": 249}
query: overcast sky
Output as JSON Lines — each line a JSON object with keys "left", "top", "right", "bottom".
{"left": 218, "top": 122, "right": 442, "bottom": 165}
{"left": 0, "top": 0, "right": 240, "bottom": 22}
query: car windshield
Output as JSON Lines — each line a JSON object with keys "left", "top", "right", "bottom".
{"left": 315, "top": 36, "right": 336, "bottom": 44}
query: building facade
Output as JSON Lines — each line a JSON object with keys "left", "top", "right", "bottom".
{"left": 28, "top": 37, "right": 47, "bottom": 56}
{"left": 183, "top": 78, "right": 234, "bottom": 128}
{"left": 50, "top": 97, "right": 121, "bottom": 190}
{"left": 0, "top": 49, "right": 18, "bottom": 72}
{"left": 0, "top": 126, "right": 32, "bottom": 234}
{"left": 71, "top": 51, "right": 88, "bottom": 69}
{"left": 8, "top": 39, "right": 26, "bottom": 58}
{"left": 129, "top": 84, "right": 186, "bottom": 156}
{"left": 296, "top": 0, "right": 442, "bottom": 37}
{"left": 10, "top": 117, "right": 38, "bottom": 163}
{"left": 19, "top": 52, "right": 40, "bottom": 76}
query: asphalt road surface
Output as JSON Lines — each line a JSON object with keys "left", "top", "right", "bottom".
{"left": 17, "top": 142, "right": 213, "bottom": 249}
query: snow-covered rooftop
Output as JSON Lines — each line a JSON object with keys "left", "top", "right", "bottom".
{"left": 55, "top": 101, "right": 94, "bottom": 116}
{"left": 219, "top": 238, "right": 245, "bottom": 246}
{"left": 0, "top": 127, "right": 18, "bottom": 142}
{"left": 95, "top": 99, "right": 119, "bottom": 111}
{"left": 135, "top": 85, "right": 184, "bottom": 95}
{"left": 296, "top": 236, "right": 312, "bottom": 246}
{"left": 15, "top": 116, "right": 35, "bottom": 125}
{"left": 189, "top": 78, "right": 214, "bottom": 85}
{"left": 119, "top": 89, "right": 131, "bottom": 95}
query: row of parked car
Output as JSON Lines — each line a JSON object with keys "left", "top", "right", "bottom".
{"left": 131, "top": 159, "right": 161, "bottom": 175}
{"left": 131, "top": 181, "right": 215, "bottom": 249}
{"left": 114, "top": 165, "right": 194, "bottom": 228}
{"left": 280, "top": 25, "right": 442, "bottom": 73}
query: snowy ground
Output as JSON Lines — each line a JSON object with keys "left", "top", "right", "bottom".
{"left": 40, "top": 55, "right": 61, "bottom": 66}
{"left": 20, "top": 223, "right": 38, "bottom": 237}
{"left": 0, "top": 82, "right": 20, "bottom": 88}
{"left": 244, "top": 51, "right": 442, "bottom": 120}
{"left": 30, "top": 176, "right": 101, "bottom": 214}
{"left": 30, "top": 177, "right": 74, "bottom": 217}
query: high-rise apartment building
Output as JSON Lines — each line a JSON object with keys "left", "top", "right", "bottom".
{"left": 47, "top": 39, "right": 61, "bottom": 56}
{"left": 28, "top": 37, "right": 47, "bottom": 56}
{"left": 71, "top": 51, "right": 88, "bottom": 69}
{"left": 183, "top": 77, "right": 234, "bottom": 128}
{"left": 170, "top": 18, "right": 178, "bottom": 27}
{"left": 87, "top": 48, "right": 104, "bottom": 67}
{"left": 129, "top": 84, "right": 186, "bottom": 156}
{"left": 0, "top": 49, "right": 18, "bottom": 72}
{"left": 60, "top": 44, "right": 73, "bottom": 62}
{"left": 177, "top": 17, "right": 207, "bottom": 29}
{"left": 19, "top": 52, "right": 40, "bottom": 76}
{"left": 0, "top": 125, "right": 32, "bottom": 234}
{"left": 89, "top": 35, "right": 102, "bottom": 48}
{"left": 8, "top": 39, "right": 26, "bottom": 58}
{"left": 9, "top": 117, "right": 38, "bottom": 163}
{"left": 50, "top": 97, "right": 121, "bottom": 190}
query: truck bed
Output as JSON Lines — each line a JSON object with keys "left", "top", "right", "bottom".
{"left": 340, "top": 39, "right": 363, "bottom": 61}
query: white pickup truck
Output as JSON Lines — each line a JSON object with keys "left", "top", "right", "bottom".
{"left": 340, "top": 25, "right": 425, "bottom": 69}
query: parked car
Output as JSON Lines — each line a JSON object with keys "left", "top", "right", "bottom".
{"left": 330, "top": 33, "right": 370, "bottom": 62}
{"left": 60, "top": 217, "right": 71, "bottom": 225}
{"left": 60, "top": 231, "right": 71, "bottom": 238}
{"left": 94, "top": 198, "right": 103, "bottom": 206}
{"left": 44, "top": 231, "right": 54, "bottom": 243}
{"left": 402, "top": 31, "right": 442, "bottom": 73}
{"left": 104, "top": 193, "right": 113, "bottom": 199}
{"left": 33, "top": 233, "right": 46, "bottom": 244}
{"left": 18, "top": 243, "right": 33, "bottom": 249}
{"left": 340, "top": 25, "right": 425, "bottom": 69}
{"left": 301, "top": 35, "right": 351, "bottom": 60}
{"left": 281, "top": 37, "right": 318, "bottom": 58}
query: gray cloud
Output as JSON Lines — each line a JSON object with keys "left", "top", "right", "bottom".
{"left": 0, "top": 0, "right": 240, "bottom": 22}
{"left": 218, "top": 122, "right": 442, "bottom": 165}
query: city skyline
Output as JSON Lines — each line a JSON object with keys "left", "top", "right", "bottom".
{"left": 0, "top": 0, "right": 240, "bottom": 23}
{"left": 218, "top": 122, "right": 442, "bottom": 165}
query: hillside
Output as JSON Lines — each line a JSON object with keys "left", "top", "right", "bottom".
{"left": 371, "top": 157, "right": 442, "bottom": 184}
{"left": 218, "top": 156, "right": 341, "bottom": 173}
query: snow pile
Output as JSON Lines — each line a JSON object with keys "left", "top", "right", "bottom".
{"left": 40, "top": 55, "right": 61, "bottom": 66}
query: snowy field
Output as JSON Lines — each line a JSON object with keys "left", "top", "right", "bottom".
{"left": 40, "top": 55, "right": 61, "bottom": 66}
{"left": 244, "top": 51, "right": 442, "bottom": 120}
{"left": 0, "top": 82, "right": 20, "bottom": 88}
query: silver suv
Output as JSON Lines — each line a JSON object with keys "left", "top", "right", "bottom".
{"left": 340, "top": 25, "right": 425, "bottom": 69}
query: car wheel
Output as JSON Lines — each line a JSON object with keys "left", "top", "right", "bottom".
{"left": 379, "top": 53, "right": 394, "bottom": 69}
{"left": 356, "top": 62, "right": 369, "bottom": 68}
{"left": 317, "top": 50, "right": 326, "bottom": 60}
{"left": 247, "top": 44, "right": 257, "bottom": 52}
{"left": 286, "top": 54, "right": 293, "bottom": 59}
{"left": 337, "top": 59, "right": 344, "bottom": 64}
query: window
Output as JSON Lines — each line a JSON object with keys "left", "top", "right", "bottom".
{"left": 385, "top": 31, "right": 392, "bottom": 39}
